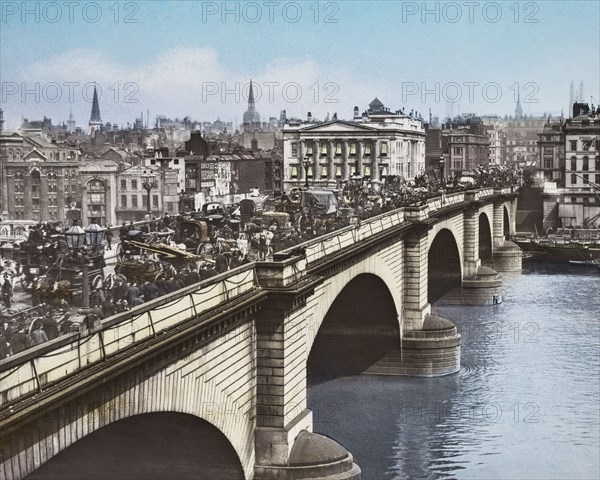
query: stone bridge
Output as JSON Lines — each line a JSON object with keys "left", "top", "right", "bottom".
{"left": 0, "top": 187, "right": 520, "bottom": 480}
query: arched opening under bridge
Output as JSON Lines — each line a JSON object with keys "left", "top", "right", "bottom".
{"left": 504, "top": 206, "right": 511, "bottom": 239}
{"left": 307, "top": 273, "right": 400, "bottom": 385}
{"left": 479, "top": 213, "right": 493, "bottom": 266}
{"left": 428, "top": 229, "right": 462, "bottom": 303}
{"left": 26, "top": 412, "right": 245, "bottom": 480}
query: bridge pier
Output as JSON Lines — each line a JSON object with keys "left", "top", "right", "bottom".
{"left": 254, "top": 260, "right": 362, "bottom": 479}
{"left": 493, "top": 240, "right": 523, "bottom": 273}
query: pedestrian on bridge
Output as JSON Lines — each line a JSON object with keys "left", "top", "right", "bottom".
{"left": 105, "top": 227, "right": 113, "bottom": 250}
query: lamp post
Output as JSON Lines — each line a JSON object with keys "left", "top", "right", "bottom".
{"left": 303, "top": 157, "right": 311, "bottom": 189}
{"left": 350, "top": 172, "right": 362, "bottom": 211}
{"left": 141, "top": 171, "right": 158, "bottom": 218}
{"left": 64, "top": 222, "right": 88, "bottom": 307}
{"left": 439, "top": 155, "right": 446, "bottom": 182}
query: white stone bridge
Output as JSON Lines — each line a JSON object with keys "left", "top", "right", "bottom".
{"left": 0, "top": 187, "right": 520, "bottom": 480}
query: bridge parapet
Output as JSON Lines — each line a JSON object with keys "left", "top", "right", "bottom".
{"left": 276, "top": 209, "right": 405, "bottom": 267}
{"left": 0, "top": 265, "right": 259, "bottom": 408}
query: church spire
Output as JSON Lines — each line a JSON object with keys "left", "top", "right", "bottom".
{"left": 248, "top": 80, "right": 255, "bottom": 109}
{"left": 89, "top": 85, "right": 103, "bottom": 136}
{"left": 515, "top": 91, "right": 523, "bottom": 119}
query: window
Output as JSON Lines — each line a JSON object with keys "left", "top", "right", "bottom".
{"left": 571, "top": 157, "right": 577, "bottom": 171}
{"left": 571, "top": 174, "right": 577, "bottom": 185}
{"left": 350, "top": 143, "right": 356, "bottom": 156}
{"left": 307, "top": 166, "right": 313, "bottom": 178}
{"left": 153, "top": 195, "right": 159, "bottom": 208}
{"left": 364, "top": 145, "right": 371, "bottom": 157}
{"left": 321, "top": 166, "right": 328, "bottom": 178}
{"left": 335, "top": 166, "right": 342, "bottom": 178}
{"left": 335, "top": 143, "right": 342, "bottom": 156}
{"left": 583, "top": 197, "right": 588, "bottom": 203}
{"left": 14, "top": 182, "right": 24, "bottom": 193}
{"left": 544, "top": 159, "right": 552, "bottom": 169}
{"left": 174, "top": 159, "right": 179, "bottom": 165}
{"left": 364, "top": 165, "right": 371, "bottom": 177}
{"left": 454, "top": 147, "right": 463, "bottom": 155}
{"left": 142, "top": 195, "right": 148, "bottom": 208}
{"left": 320, "top": 144, "right": 327, "bottom": 156}
{"left": 131, "top": 180, "right": 137, "bottom": 190}
{"left": 306, "top": 144, "right": 313, "bottom": 157}
{"left": 583, "top": 174, "right": 589, "bottom": 184}
{"left": 121, "top": 179, "right": 127, "bottom": 189}
{"left": 583, "top": 156, "right": 589, "bottom": 171}
{"left": 291, "top": 143, "right": 298, "bottom": 157}
{"left": 131, "top": 195, "right": 138, "bottom": 208}
{"left": 121, "top": 195, "right": 127, "bottom": 207}
{"left": 291, "top": 165, "right": 298, "bottom": 179}
{"left": 32, "top": 198, "right": 40, "bottom": 210}
{"left": 167, "top": 202, "right": 174, "bottom": 212}
{"left": 571, "top": 196, "right": 577, "bottom": 203}
{"left": 380, "top": 142, "right": 388, "bottom": 156}
{"left": 570, "top": 140, "right": 577, "bottom": 151}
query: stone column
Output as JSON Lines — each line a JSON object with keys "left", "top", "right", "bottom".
{"left": 328, "top": 139, "right": 336, "bottom": 182}
{"left": 342, "top": 140, "right": 350, "bottom": 180}
{"left": 298, "top": 140, "right": 305, "bottom": 183}
{"left": 357, "top": 140, "right": 363, "bottom": 176}
{"left": 313, "top": 139, "right": 320, "bottom": 183}
{"left": 373, "top": 140, "right": 380, "bottom": 181}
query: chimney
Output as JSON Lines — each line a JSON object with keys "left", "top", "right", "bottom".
{"left": 307, "top": 112, "right": 313, "bottom": 122}
{"left": 353, "top": 106, "right": 359, "bottom": 118}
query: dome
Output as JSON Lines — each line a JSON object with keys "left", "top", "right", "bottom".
{"left": 572, "top": 114, "right": 590, "bottom": 121}
{"left": 288, "top": 431, "right": 349, "bottom": 467}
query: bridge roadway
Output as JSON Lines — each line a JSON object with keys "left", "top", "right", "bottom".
{"left": 0, "top": 186, "right": 521, "bottom": 480}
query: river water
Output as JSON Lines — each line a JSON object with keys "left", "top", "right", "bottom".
{"left": 309, "top": 264, "right": 600, "bottom": 480}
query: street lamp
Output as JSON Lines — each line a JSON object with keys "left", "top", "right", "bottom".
{"left": 303, "top": 157, "right": 311, "bottom": 189}
{"left": 84, "top": 222, "right": 105, "bottom": 253}
{"left": 141, "top": 171, "right": 158, "bottom": 217}
{"left": 439, "top": 156, "right": 446, "bottom": 182}
{"left": 64, "top": 222, "right": 93, "bottom": 308}
{"left": 350, "top": 172, "right": 362, "bottom": 211}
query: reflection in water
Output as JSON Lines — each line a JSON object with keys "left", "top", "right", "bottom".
{"left": 309, "top": 267, "right": 600, "bottom": 480}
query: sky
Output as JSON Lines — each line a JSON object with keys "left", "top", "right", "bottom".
{"left": 1, "top": 0, "right": 599, "bottom": 130}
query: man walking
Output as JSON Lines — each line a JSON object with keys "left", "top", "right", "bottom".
{"left": 105, "top": 227, "right": 113, "bottom": 250}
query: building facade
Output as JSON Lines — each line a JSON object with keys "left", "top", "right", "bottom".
{"left": 540, "top": 103, "right": 600, "bottom": 229}
{"left": 1, "top": 133, "right": 81, "bottom": 222}
{"left": 441, "top": 119, "right": 490, "bottom": 177}
{"left": 282, "top": 99, "right": 426, "bottom": 191}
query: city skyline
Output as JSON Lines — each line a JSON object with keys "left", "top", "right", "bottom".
{"left": 1, "top": 1, "right": 599, "bottom": 129}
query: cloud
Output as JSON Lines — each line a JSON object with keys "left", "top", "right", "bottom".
{"left": 5, "top": 46, "right": 382, "bottom": 128}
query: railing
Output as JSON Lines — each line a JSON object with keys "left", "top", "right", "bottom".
{"left": 280, "top": 187, "right": 511, "bottom": 267}
{"left": 0, "top": 265, "right": 258, "bottom": 407}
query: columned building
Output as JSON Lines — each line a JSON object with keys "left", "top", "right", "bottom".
{"left": 282, "top": 99, "right": 425, "bottom": 191}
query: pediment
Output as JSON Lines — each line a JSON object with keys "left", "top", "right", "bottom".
{"left": 300, "top": 121, "right": 376, "bottom": 133}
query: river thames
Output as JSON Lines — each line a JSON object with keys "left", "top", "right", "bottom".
{"left": 309, "top": 264, "right": 600, "bottom": 480}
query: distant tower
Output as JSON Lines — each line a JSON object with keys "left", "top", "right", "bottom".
{"left": 67, "top": 105, "right": 76, "bottom": 133}
{"left": 0, "top": 108, "right": 4, "bottom": 133}
{"left": 515, "top": 92, "right": 524, "bottom": 119}
{"left": 89, "top": 85, "right": 103, "bottom": 135}
{"left": 578, "top": 80, "right": 584, "bottom": 104}
{"left": 242, "top": 80, "right": 261, "bottom": 133}
{"left": 569, "top": 80, "right": 575, "bottom": 110}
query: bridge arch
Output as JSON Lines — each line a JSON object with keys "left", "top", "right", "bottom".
{"left": 428, "top": 228, "right": 462, "bottom": 303}
{"left": 307, "top": 256, "right": 403, "bottom": 357}
{"left": 479, "top": 212, "right": 493, "bottom": 266}
{"left": 307, "top": 268, "right": 401, "bottom": 381}
{"left": 503, "top": 205, "right": 511, "bottom": 239}
{"left": 25, "top": 412, "right": 245, "bottom": 480}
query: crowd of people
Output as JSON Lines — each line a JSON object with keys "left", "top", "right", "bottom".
{"left": 0, "top": 168, "right": 519, "bottom": 358}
